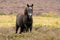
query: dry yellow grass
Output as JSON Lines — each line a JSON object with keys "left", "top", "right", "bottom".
{"left": 33, "top": 16, "right": 60, "bottom": 28}
{"left": 0, "top": 15, "right": 60, "bottom": 40}
{"left": 0, "top": 15, "right": 16, "bottom": 28}
{"left": 0, "top": 15, "right": 60, "bottom": 28}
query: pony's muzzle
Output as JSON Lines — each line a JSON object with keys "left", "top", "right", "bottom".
{"left": 28, "top": 13, "right": 32, "bottom": 18}
{"left": 28, "top": 13, "right": 32, "bottom": 16}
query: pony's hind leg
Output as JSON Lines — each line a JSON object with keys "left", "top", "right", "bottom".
{"left": 16, "top": 24, "right": 19, "bottom": 33}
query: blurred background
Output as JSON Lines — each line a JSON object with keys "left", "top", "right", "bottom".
{"left": 0, "top": 0, "right": 60, "bottom": 15}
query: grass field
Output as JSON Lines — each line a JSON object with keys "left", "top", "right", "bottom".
{"left": 0, "top": 15, "right": 60, "bottom": 28}
{"left": 0, "top": 15, "right": 60, "bottom": 40}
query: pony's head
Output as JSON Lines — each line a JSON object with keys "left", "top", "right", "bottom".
{"left": 25, "top": 4, "right": 33, "bottom": 18}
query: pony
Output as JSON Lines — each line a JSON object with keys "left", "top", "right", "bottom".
{"left": 16, "top": 4, "right": 33, "bottom": 34}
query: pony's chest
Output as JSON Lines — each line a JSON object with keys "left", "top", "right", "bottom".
{"left": 26, "top": 20, "right": 32, "bottom": 24}
{"left": 25, "top": 19, "right": 32, "bottom": 26}
{"left": 23, "top": 16, "right": 32, "bottom": 25}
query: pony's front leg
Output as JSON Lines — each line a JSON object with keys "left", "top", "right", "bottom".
{"left": 26, "top": 27, "right": 29, "bottom": 32}
{"left": 30, "top": 26, "right": 32, "bottom": 32}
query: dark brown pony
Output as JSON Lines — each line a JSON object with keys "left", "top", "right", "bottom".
{"left": 16, "top": 4, "right": 33, "bottom": 34}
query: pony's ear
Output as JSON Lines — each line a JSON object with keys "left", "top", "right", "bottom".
{"left": 27, "top": 4, "right": 29, "bottom": 7}
{"left": 31, "top": 4, "right": 33, "bottom": 7}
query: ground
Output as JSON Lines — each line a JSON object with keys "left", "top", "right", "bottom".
{"left": 0, "top": 15, "right": 60, "bottom": 40}
{"left": 0, "top": 27, "right": 60, "bottom": 40}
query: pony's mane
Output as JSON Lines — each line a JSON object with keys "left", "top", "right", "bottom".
{"left": 24, "top": 7, "right": 27, "bottom": 15}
